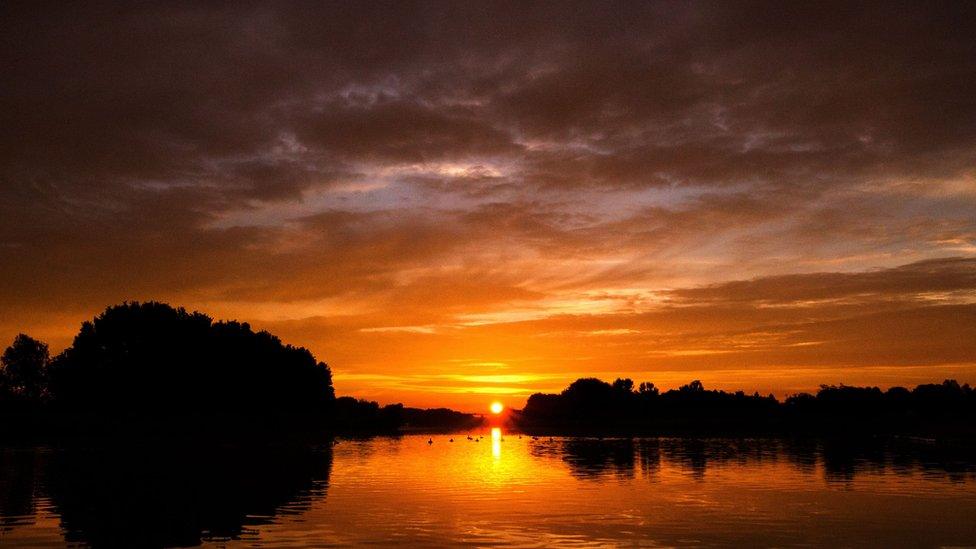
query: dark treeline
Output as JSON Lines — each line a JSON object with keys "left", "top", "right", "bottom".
{"left": 333, "top": 399, "right": 484, "bottom": 433}
{"left": 399, "top": 406, "right": 485, "bottom": 432}
{"left": 0, "top": 302, "right": 479, "bottom": 437}
{"left": 5, "top": 302, "right": 970, "bottom": 439}
{"left": 516, "top": 377, "right": 976, "bottom": 438}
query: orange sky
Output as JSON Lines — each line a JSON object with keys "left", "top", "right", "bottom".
{"left": 1, "top": 3, "right": 975, "bottom": 412}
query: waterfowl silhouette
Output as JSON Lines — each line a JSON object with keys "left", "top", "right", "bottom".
{"left": 427, "top": 438, "right": 433, "bottom": 445}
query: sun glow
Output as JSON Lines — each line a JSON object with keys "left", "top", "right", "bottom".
{"left": 490, "top": 401, "right": 504, "bottom": 414}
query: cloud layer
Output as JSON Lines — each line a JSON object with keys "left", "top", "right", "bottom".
{"left": 2, "top": 2, "right": 974, "bottom": 409}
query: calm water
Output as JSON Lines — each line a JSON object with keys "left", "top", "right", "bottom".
{"left": 3, "top": 431, "right": 976, "bottom": 547}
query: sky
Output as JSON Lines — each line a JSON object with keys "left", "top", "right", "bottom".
{"left": 2, "top": 2, "right": 975, "bottom": 412}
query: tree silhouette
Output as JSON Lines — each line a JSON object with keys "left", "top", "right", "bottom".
{"left": 518, "top": 376, "right": 975, "bottom": 436}
{"left": 680, "top": 380, "right": 705, "bottom": 394}
{"left": 637, "top": 382, "right": 659, "bottom": 396}
{"left": 1, "top": 334, "right": 49, "bottom": 403}
{"left": 0, "top": 301, "right": 488, "bottom": 436}
{"left": 3, "top": 302, "right": 974, "bottom": 438}
{"left": 46, "top": 302, "right": 335, "bottom": 426}
{"left": 612, "top": 378, "right": 634, "bottom": 393}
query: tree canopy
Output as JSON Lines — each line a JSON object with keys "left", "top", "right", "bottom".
{"left": 46, "top": 302, "right": 335, "bottom": 417}
{"left": 0, "top": 334, "right": 49, "bottom": 402}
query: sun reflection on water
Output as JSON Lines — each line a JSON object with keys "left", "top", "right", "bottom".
{"left": 4, "top": 435, "right": 976, "bottom": 547}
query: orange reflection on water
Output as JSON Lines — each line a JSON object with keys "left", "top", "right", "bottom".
{"left": 6, "top": 435, "right": 976, "bottom": 547}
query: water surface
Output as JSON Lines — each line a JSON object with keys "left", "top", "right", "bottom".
{"left": 3, "top": 431, "right": 976, "bottom": 547}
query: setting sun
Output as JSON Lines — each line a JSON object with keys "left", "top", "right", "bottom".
{"left": 2, "top": 4, "right": 975, "bottom": 547}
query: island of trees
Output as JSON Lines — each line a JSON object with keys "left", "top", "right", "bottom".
{"left": 0, "top": 301, "right": 480, "bottom": 438}
{"left": 514, "top": 377, "right": 976, "bottom": 438}
{"left": 3, "top": 302, "right": 974, "bottom": 440}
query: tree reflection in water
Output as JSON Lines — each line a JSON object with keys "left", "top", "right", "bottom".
{"left": 528, "top": 436, "right": 976, "bottom": 483}
{"left": 39, "top": 441, "right": 333, "bottom": 548}
{"left": 0, "top": 449, "right": 41, "bottom": 532}
{"left": 2, "top": 434, "right": 976, "bottom": 547}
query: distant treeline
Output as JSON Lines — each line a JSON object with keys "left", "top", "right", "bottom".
{"left": 0, "top": 302, "right": 480, "bottom": 438}
{"left": 516, "top": 377, "right": 976, "bottom": 437}
{"left": 333, "top": 399, "right": 484, "bottom": 433}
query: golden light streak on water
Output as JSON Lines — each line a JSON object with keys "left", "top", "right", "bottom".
{"left": 491, "top": 427, "right": 501, "bottom": 459}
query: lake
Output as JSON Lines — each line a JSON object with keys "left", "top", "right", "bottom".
{"left": 2, "top": 430, "right": 976, "bottom": 547}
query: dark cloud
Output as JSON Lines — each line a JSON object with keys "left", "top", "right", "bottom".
{"left": 4, "top": 2, "right": 973, "bottom": 195}
{"left": 669, "top": 257, "right": 976, "bottom": 305}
